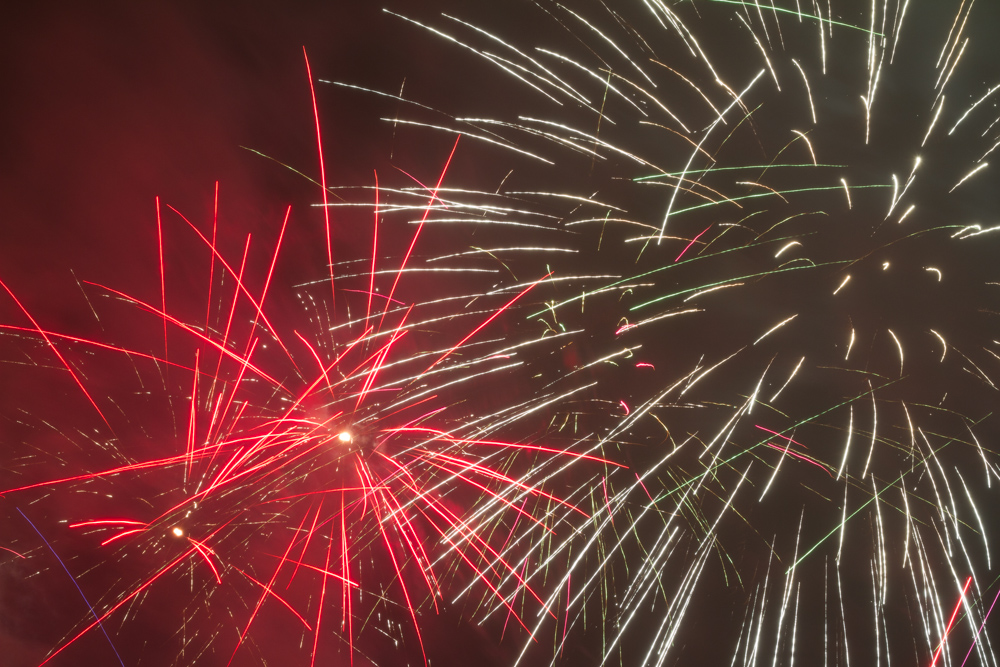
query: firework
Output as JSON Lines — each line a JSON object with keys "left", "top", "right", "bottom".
{"left": 0, "top": 63, "right": 622, "bottom": 665}
{"left": 5, "top": 1, "right": 1000, "bottom": 665}
{"left": 333, "top": 1, "right": 1000, "bottom": 665}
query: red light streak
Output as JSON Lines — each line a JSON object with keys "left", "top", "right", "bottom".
{"left": 303, "top": 46, "right": 334, "bottom": 312}
{"left": 930, "top": 576, "right": 973, "bottom": 667}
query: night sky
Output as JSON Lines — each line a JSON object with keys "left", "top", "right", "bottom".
{"left": 2, "top": 2, "right": 1000, "bottom": 666}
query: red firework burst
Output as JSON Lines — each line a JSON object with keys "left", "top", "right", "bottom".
{"left": 0, "top": 64, "right": 616, "bottom": 667}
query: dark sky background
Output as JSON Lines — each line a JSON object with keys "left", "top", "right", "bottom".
{"left": 2, "top": 2, "right": 387, "bottom": 303}
{"left": 2, "top": 2, "right": 1000, "bottom": 666}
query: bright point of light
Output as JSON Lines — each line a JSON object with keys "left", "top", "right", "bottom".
{"left": 171, "top": 526, "right": 184, "bottom": 538}
{"left": 337, "top": 431, "right": 353, "bottom": 444}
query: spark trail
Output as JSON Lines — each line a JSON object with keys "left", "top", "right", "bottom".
{"left": 328, "top": 1, "right": 1000, "bottom": 664}
{"left": 1, "top": 128, "right": 619, "bottom": 665}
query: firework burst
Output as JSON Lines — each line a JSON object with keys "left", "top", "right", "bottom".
{"left": 335, "top": 1, "right": 1000, "bottom": 665}
{"left": 0, "top": 84, "right": 620, "bottom": 665}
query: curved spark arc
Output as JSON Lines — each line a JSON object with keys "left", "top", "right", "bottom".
{"left": 351, "top": 1, "right": 1000, "bottom": 665}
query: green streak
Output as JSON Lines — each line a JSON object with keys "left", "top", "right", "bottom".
{"left": 634, "top": 164, "right": 846, "bottom": 182}
{"left": 525, "top": 235, "right": 844, "bottom": 320}
{"left": 706, "top": 0, "right": 884, "bottom": 36}
{"left": 787, "top": 411, "right": 995, "bottom": 573}
{"left": 785, "top": 479, "right": 895, "bottom": 574}
{"left": 629, "top": 259, "right": 846, "bottom": 311}
{"left": 669, "top": 184, "right": 891, "bottom": 217}
{"left": 654, "top": 379, "right": 901, "bottom": 504}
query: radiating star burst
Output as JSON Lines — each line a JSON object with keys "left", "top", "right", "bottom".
{"left": 1, "top": 117, "right": 619, "bottom": 665}
{"left": 324, "top": 1, "right": 1000, "bottom": 665}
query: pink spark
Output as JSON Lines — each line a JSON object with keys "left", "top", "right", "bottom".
{"left": 674, "top": 224, "right": 711, "bottom": 262}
